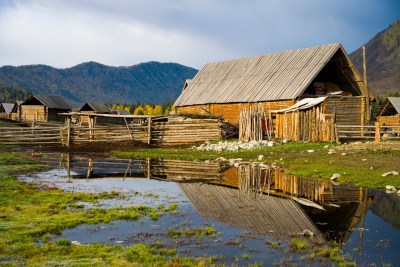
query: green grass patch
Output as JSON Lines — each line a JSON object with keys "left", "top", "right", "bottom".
{"left": 0, "top": 152, "right": 210, "bottom": 266}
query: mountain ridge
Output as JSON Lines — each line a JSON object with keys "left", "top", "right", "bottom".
{"left": 0, "top": 61, "right": 198, "bottom": 105}
{"left": 349, "top": 19, "right": 400, "bottom": 97}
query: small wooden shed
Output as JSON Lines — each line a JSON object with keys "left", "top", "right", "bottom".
{"left": 173, "top": 44, "right": 372, "bottom": 141}
{"left": 20, "top": 95, "right": 71, "bottom": 122}
{"left": 377, "top": 97, "right": 400, "bottom": 127}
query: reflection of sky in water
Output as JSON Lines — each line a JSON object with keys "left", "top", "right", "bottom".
{"left": 343, "top": 211, "right": 400, "bottom": 265}
{"left": 20, "top": 168, "right": 190, "bottom": 209}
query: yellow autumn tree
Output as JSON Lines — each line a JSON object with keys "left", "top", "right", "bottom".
{"left": 133, "top": 106, "right": 145, "bottom": 115}
{"left": 153, "top": 105, "right": 163, "bottom": 115}
{"left": 144, "top": 104, "right": 154, "bottom": 115}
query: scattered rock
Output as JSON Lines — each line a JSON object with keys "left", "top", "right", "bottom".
{"left": 397, "top": 190, "right": 400, "bottom": 195}
{"left": 302, "top": 229, "right": 314, "bottom": 237}
{"left": 204, "top": 160, "right": 210, "bottom": 163}
{"left": 382, "top": 171, "right": 399, "bottom": 177}
{"left": 306, "top": 150, "right": 315, "bottom": 153}
{"left": 385, "top": 185, "right": 397, "bottom": 191}
{"left": 193, "top": 140, "right": 276, "bottom": 152}
{"left": 71, "top": 241, "right": 81, "bottom": 246}
{"left": 341, "top": 153, "right": 347, "bottom": 156}
{"left": 258, "top": 155, "right": 264, "bottom": 161}
{"left": 328, "top": 149, "right": 336, "bottom": 154}
{"left": 323, "top": 145, "right": 330, "bottom": 149}
{"left": 330, "top": 173, "right": 341, "bottom": 181}
{"left": 362, "top": 159, "right": 367, "bottom": 161}
{"left": 234, "top": 162, "right": 240, "bottom": 168}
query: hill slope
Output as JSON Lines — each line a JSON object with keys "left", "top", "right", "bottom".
{"left": 350, "top": 19, "right": 400, "bottom": 96}
{"left": 0, "top": 61, "right": 197, "bottom": 105}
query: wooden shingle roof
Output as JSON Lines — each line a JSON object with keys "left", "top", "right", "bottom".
{"left": 22, "top": 95, "right": 71, "bottom": 110}
{"left": 1, "top": 103, "right": 15, "bottom": 114}
{"left": 174, "top": 43, "right": 367, "bottom": 107}
{"left": 79, "top": 103, "right": 114, "bottom": 113}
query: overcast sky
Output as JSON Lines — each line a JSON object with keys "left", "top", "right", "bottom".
{"left": 0, "top": 0, "right": 398, "bottom": 69}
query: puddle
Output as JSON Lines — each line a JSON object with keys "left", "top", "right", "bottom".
{"left": 19, "top": 151, "right": 400, "bottom": 266}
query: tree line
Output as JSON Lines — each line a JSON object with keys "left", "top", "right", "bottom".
{"left": 111, "top": 101, "right": 174, "bottom": 115}
{"left": 0, "top": 84, "right": 31, "bottom": 103}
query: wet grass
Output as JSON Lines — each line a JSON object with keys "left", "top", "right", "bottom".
{"left": 112, "top": 141, "right": 400, "bottom": 189}
{"left": 0, "top": 152, "right": 208, "bottom": 266}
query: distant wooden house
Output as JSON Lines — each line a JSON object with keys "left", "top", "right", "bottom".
{"left": 20, "top": 95, "right": 71, "bottom": 122}
{"left": 0, "top": 103, "right": 15, "bottom": 119}
{"left": 377, "top": 97, "right": 400, "bottom": 127}
{"left": 78, "top": 102, "right": 119, "bottom": 124}
{"left": 10, "top": 100, "right": 23, "bottom": 120}
{"left": 174, "top": 43, "right": 372, "bottom": 141}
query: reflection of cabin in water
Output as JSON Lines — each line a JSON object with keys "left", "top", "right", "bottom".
{"left": 219, "top": 165, "right": 370, "bottom": 242}
{"left": 179, "top": 182, "right": 326, "bottom": 243}
{"left": 42, "top": 152, "right": 370, "bottom": 243}
{"left": 377, "top": 97, "right": 400, "bottom": 129}
{"left": 174, "top": 44, "right": 372, "bottom": 141}
{"left": 20, "top": 95, "right": 71, "bottom": 122}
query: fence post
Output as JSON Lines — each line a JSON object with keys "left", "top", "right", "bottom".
{"left": 147, "top": 117, "right": 152, "bottom": 145}
{"left": 374, "top": 122, "right": 381, "bottom": 142}
{"left": 67, "top": 117, "right": 71, "bottom": 147}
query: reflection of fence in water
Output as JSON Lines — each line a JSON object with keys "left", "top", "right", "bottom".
{"left": 40, "top": 153, "right": 224, "bottom": 182}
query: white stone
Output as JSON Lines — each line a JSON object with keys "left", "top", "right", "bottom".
{"left": 234, "top": 162, "right": 240, "bottom": 167}
{"left": 385, "top": 185, "right": 397, "bottom": 191}
{"left": 330, "top": 173, "right": 341, "bottom": 181}
{"left": 382, "top": 171, "right": 399, "bottom": 177}
{"left": 258, "top": 155, "right": 264, "bottom": 161}
{"left": 341, "top": 153, "right": 347, "bottom": 156}
{"left": 306, "top": 150, "right": 315, "bottom": 153}
{"left": 71, "top": 241, "right": 81, "bottom": 246}
{"left": 267, "top": 141, "right": 274, "bottom": 147}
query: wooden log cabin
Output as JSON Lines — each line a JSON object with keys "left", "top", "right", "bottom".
{"left": 377, "top": 97, "right": 400, "bottom": 127}
{"left": 78, "top": 102, "right": 116, "bottom": 124}
{"left": 20, "top": 95, "right": 71, "bottom": 122}
{"left": 173, "top": 44, "right": 373, "bottom": 140}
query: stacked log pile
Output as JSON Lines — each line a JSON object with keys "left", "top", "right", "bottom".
{"left": 151, "top": 116, "right": 223, "bottom": 146}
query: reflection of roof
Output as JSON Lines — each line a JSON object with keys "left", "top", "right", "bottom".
{"left": 179, "top": 183, "right": 325, "bottom": 243}
{"left": 22, "top": 96, "right": 71, "bottom": 109}
{"left": 1, "top": 103, "right": 15, "bottom": 114}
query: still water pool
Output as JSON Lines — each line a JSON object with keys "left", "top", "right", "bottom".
{"left": 19, "top": 151, "right": 400, "bottom": 266}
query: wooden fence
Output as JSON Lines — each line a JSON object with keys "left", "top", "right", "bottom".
{"left": 0, "top": 115, "right": 225, "bottom": 147}
{"left": 239, "top": 105, "right": 338, "bottom": 142}
{"left": 337, "top": 123, "right": 400, "bottom": 141}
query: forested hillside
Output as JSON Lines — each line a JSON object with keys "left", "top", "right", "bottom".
{"left": 0, "top": 84, "right": 31, "bottom": 103}
{"left": 0, "top": 61, "right": 197, "bottom": 105}
{"left": 350, "top": 19, "right": 400, "bottom": 96}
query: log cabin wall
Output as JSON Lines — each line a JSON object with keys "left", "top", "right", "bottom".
{"left": 176, "top": 100, "right": 295, "bottom": 124}
{"left": 21, "top": 105, "right": 46, "bottom": 122}
{"left": 325, "top": 96, "right": 366, "bottom": 126}
{"left": 378, "top": 115, "right": 400, "bottom": 126}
